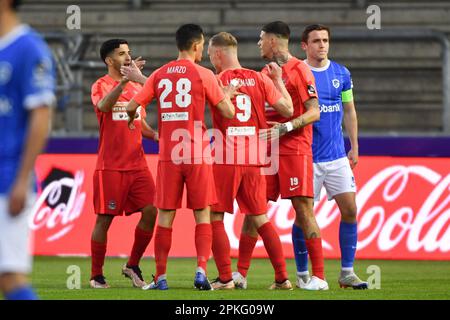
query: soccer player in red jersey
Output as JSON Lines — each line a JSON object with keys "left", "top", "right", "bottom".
{"left": 236, "top": 21, "right": 329, "bottom": 290}
{"left": 206, "top": 32, "right": 294, "bottom": 290}
{"left": 89, "top": 39, "right": 158, "bottom": 289}
{"left": 126, "top": 24, "right": 235, "bottom": 290}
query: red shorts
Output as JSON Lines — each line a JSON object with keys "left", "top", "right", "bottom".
{"left": 155, "top": 161, "right": 217, "bottom": 210}
{"left": 93, "top": 169, "right": 155, "bottom": 216}
{"left": 212, "top": 165, "right": 267, "bottom": 215}
{"left": 266, "top": 154, "right": 313, "bottom": 201}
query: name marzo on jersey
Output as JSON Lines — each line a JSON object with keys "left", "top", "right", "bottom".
{"left": 320, "top": 103, "right": 341, "bottom": 113}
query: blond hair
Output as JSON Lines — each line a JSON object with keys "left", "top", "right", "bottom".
{"left": 209, "top": 32, "right": 238, "bottom": 48}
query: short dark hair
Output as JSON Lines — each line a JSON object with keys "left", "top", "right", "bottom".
{"left": 100, "top": 39, "right": 128, "bottom": 63}
{"left": 301, "top": 24, "right": 331, "bottom": 43}
{"left": 176, "top": 24, "right": 204, "bottom": 51}
{"left": 262, "top": 21, "right": 290, "bottom": 40}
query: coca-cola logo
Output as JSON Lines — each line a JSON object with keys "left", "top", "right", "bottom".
{"left": 224, "top": 165, "right": 450, "bottom": 255}
{"left": 30, "top": 168, "right": 86, "bottom": 242}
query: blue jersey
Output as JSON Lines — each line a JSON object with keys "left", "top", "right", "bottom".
{"left": 309, "top": 60, "right": 353, "bottom": 163}
{"left": 0, "top": 25, "right": 55, "bottom": 195}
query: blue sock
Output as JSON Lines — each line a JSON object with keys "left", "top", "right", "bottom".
{"left": 339, "top": 221, "right": 358, "bottom": 269}
{"left": 292, "top": 224, "right": 309, "bottom": 273}
{"left": 5, "top": 286, "right": 38, "bottom": 300}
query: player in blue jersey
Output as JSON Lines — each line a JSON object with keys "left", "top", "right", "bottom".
{"left": 0, "top": 0, "right": 55, "bottom": 299}
{"left": 295, "top": 24, "right": 368, "bottom": 289}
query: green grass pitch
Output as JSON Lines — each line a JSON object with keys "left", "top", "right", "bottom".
{"left": 32, "top": 256, "right": 450, "bottom": 300}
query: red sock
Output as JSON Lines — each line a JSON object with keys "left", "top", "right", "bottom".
{"left": 237, "top": 233, "right": 257, "bottom": 277}
{"left": 195, "top": 223, "right": 212, "bottom": 273}
{"left": 211, "top": 221, "right": 232, "bottom": 282}
{"left": 127, "top": 227, "right": 153, "bottom": 267}
{"left": 91, "top": 240, "right": 107, "bottom": 278}
{"left": 154, "top": 225, "right": 172, "bottom": 280}
{"left": 257, "top": 222, "right": 288, "bottom": 283}
{"left": 305, "top": 238, "right": 325, "bottom": 280}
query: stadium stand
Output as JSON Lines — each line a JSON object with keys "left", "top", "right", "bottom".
{"left": 19, "top": 0, "right": 450, "bottom": 134}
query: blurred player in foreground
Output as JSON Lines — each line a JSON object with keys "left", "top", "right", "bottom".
{"left": 0, "top": 0, "right": 55, "bottom": 300}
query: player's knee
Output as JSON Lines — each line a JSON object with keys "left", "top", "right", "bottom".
{"left": 341, "top": 206, "right": 357, "bottom": 222}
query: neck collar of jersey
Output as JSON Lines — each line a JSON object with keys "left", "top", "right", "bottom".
{"left": 0, "top": 24, "right": 29, "bottom": 51}
{"left": 304, "top": 59, "right": 330, "bottom": 72}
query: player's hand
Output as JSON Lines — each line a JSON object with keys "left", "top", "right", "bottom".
{"left": 153, "top": 132, "right": 159, "bottom": 142}
{"left": 133, "top": 56, "right": 146, "bottom": 70}
{"left": 259, "top": 122, "right": 289, "bottom": 142}
{"left": 266, "top": 62, "right": 282, "bottom": 80}
{"left": 127, "top": 112, "right": 136, "bottom": 130}
{"left": 121, "top": 60, "right": 143, "bottom": 83}
{"left": 8, "top": 179, "right": 28, "bottom": 217}
{"left": 348, "top": 148, "right": 359, "bottom": 169}
{"left": 220, "top": 79, "right": 241, "bottom": 99}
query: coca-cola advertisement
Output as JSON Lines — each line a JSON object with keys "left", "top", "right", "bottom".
{"left": 32, "top": 154, "right": 450, "bottom": 260}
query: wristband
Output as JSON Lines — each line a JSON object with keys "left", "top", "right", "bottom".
{"left": 285, "top": 121, "right": 294, "bottom": 132}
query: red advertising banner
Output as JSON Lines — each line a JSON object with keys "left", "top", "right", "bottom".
{"left": 32, "top": 155, "right": 450, "bottom": 260}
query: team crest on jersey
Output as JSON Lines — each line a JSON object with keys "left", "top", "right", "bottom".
{"left": 0, "top": 62, "right": 12, "bottom": 85}
{"left": 332, "top": 79, "right": 340, "bottom": 89}
{"left": 108, "top": 200, "right": 117, "bottom": 210}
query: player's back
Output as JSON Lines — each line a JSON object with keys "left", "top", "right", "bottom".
{"left": 264, "top": 57, "right": 317, "bottom": 156}
{"left": 0, "top": 25, "right": 55, "bottom": 194}
{"left": 213, "top": 68, "right": 279, "bottom": 166}
{"left": 310, "top": 60, "right": 351, "bottom": 163}
{"left": 152, "top": 59, "right": 221, "bottom": 162}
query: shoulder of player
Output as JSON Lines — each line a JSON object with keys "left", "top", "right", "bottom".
{"left": 329, "top": 60, "right": 351, "bottom": 75}
{"left": 18, "top": 28, "right": 52, "bottom": 56}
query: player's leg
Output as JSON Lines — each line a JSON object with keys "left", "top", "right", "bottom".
{"left": 323, "top": 158, "right": 367, "bottom": 289}
{"left": 143, "top": 161, "right": 183, "bottom": 290}
{"left": 91, "top": 170, "right": 125, "bottom": 288}
{"left": 0, "top": 196, "right": 37, "bottom": 299}
{"left": 210, "top": 211, "right": 234, "bottom": 289}
{"left": 233, "top": 172, "right": 279, "bottom": 287}
{"left": 123, "top": 169, "right": 158, "bottom": 287}
{"left": 210, "top": 164, "right": 239, "bottom": 289}
{"left": 186, "top": 162, "right": 217, "bottom": 290}
{"left": 291, "top": 161, "right": 327, "bottom": 284}
{"left": 90, "top": 214, "right": 114, "bottom": 288}
{"left": 249, "top": 214, "right": 292, "bottom": 290}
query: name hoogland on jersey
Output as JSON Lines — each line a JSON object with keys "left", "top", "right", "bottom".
{"left": 0, "top": 25, "right": 55, "bottom": 194}
{"left": 310, "top": 60, "right": 353, "bottom": 163}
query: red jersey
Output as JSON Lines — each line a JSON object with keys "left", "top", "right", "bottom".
{"left": 133, "top": 59, "right": 225, "bottom": 162}
{"left": 212, "top": 68, "right": 281, "bottom": 166}
{"left": 91, "top": 75, "right": 148, "bottom": 171}
{"left": 264, "top": 57, "right": 318, "bottom": 155}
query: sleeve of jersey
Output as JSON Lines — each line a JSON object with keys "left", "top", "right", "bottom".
{"left": 297, "top": 66, "right": 318, "bottom": 103}
{"left": 133, "top": 72, "right": 156, "bottom": 107}
{"left": 341, "top": 66, "right": 354, "bottom": 103}
{"left": 201, "top": 68, "right": 225, "bottom": 107}
{"left": 260, "top": 73, "right": 282, "bottom": 106}
{"left": 91, "top": 79, "right": 107, "bottom": 108}
{"left": 21, "top": 41, "right": 56, "bottom": 110}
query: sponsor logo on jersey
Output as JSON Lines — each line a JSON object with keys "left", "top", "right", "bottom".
{"left": 161, "top": 112, "right": 189, "bottom": 121}
{"left": 227, "top": 126, "right": 256, "bottom": 136}
{"left": 307, "top": 84, "right": 316, "bottom": 95}
{"left": 319, "top": 103, "right": 341, "bottom": 113}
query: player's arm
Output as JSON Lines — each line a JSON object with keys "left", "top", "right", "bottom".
{"left": 141, "top": 118, "right": 159, "bottom": 141}
{"left": 343, "top": 99, "right": 359, "bottom": 168}
{"left": 267, "top": 98, "right": 320, "bottom": 138}
{"left": 264, "top": 62, "right": 293, "bottom": 118}
{"left": 127, "top": 72, "right": 156, "bottom": 129}
{"left": 9, "top": 106, "right": 52, "bottom": 216}
{"left": 97, "top": 78, "right": 129, "bottom": 113}
{"left": 216, "top": 84, "right": 237, "bottom": 119}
